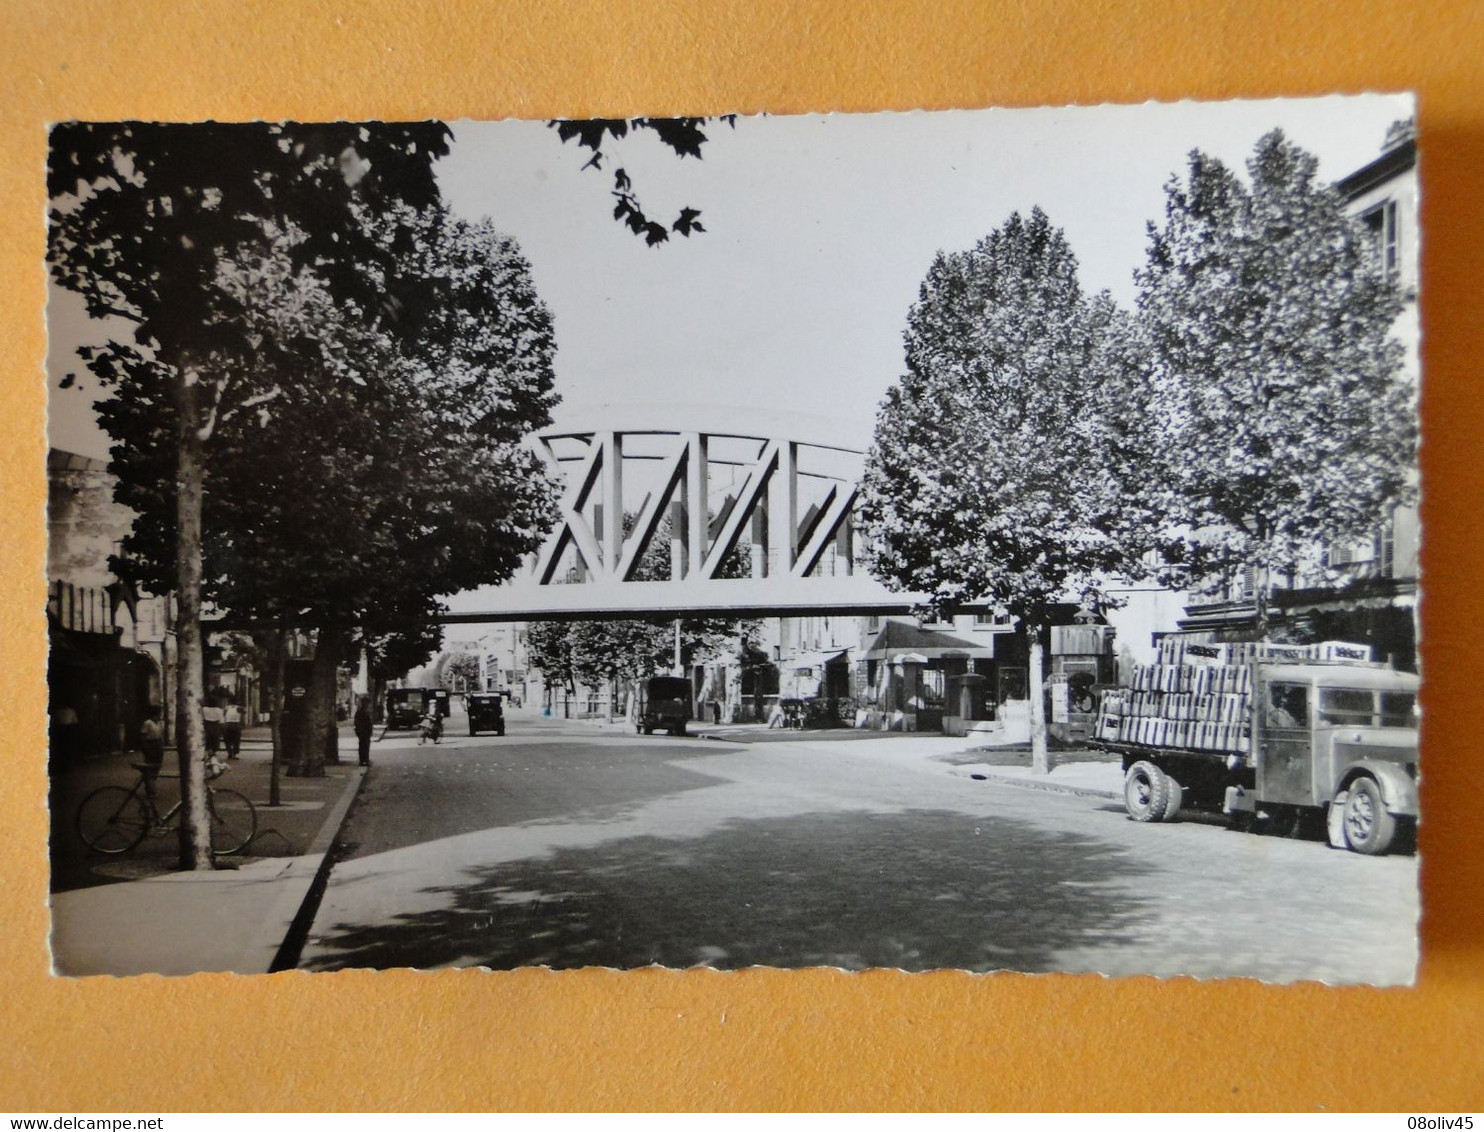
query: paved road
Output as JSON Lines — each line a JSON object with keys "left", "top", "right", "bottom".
{"left": 298, "top": 712, "right": 1418, "bottom": 983}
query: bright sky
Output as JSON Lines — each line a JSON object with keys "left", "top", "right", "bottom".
{"left": 437, "top": 95, "right": 1413, "bottom": 450}
{"left": 48, "top": 94, "right": 1412, "bottom": 462}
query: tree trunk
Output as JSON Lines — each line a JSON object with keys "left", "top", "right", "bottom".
{"left": 296, "top": 627, "right": 342, "bottom": 777}
{"left": 320, "top": 628, "right": 343, "bottom": 766}
{"left": 258, "top": 625, "right": 287, "bottom": 808}
{"left": 1252, "top": 519, "right": 1272, "bottom": 640}
{"left": 1254, "top": 562, "right": 1271, "bottom": 640}
{"left": 1029, "top": 630, "right": 1050, "bottom": 776}
{"left": 173, "top": 366, "right": 213, "bottom": 870}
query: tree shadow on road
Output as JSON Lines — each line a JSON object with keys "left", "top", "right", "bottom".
{"left": 304, "top": 807, "right": 1157, "bottom": 973}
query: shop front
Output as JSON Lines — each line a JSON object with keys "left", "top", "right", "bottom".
{"left": 858, "top": 621, "right": 998, "bottom": 732}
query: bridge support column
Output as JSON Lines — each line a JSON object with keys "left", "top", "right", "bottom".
{"left": 751, "top": 505, "right": 768, "bottom": 578}
{"left": 782, "top": 441, "right": 799, "bottom": 568}
{"left": 670, "top": 500, "right": 687, "bottom": 581}
{"left": 686, "top": 432, "right": 707, "bottom": 574}
{"left": 600, "top": 431, "right": 623, "bottom": 576}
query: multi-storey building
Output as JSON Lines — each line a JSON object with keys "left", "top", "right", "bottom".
{"left": 47, "top": 448, "right": 273, "bottom": 763}
{"left": 46, "top": 449, "right": 170, "bottom": 763}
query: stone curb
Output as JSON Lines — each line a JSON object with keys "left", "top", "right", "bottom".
{"left": 307, "top": 764, "right": 367, "bottom": 857}
{"left": 267, "top": 764, "right": 368, "bottom": 972}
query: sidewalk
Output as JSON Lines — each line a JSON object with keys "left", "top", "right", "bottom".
{"left": 778, "top": 732, "right": 1127, "bottom": 799}
{"left": 48, "top": 726, "right": 366, "bottom": 977}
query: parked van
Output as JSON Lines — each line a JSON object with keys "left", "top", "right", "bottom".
{"left": 636, "top": 676, "right": 692, "bottom": 736}
{"left": 385, "top": 688, "right": 430, "bottom": 729}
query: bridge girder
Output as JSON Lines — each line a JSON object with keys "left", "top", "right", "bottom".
{"left": 440, "top": 421, "right": 965, "bottom": 623}
{"left": 440, "top": 576, "right": 982, "bottom": 623}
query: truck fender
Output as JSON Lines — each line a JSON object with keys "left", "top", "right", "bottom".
{"left": 1336, "top": 760, "right": 1418, "bottom": 818}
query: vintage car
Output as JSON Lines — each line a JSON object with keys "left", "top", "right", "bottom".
{"left": 467, "top": 691, "right": 506, "bottom": 737}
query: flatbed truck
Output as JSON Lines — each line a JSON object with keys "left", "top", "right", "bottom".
{"left": 1091, "top": 646, "right": 1419, "bottom": 855}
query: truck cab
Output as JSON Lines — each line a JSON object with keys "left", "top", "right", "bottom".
{"left": 1252, "top": 662, "right": 1419, "bottom": 854}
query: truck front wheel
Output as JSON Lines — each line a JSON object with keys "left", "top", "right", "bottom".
{"left": 1125, "top": 761, "right": 1172, "bottom": 823}
{"left": 1342, "top": 776, "right": 1397, "bottom": 855}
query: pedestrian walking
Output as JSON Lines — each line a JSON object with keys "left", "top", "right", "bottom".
{"left": 222, "top": 694, "right": 242, "bottom": 759}
{"left": 202, "top": 693, "right": 224, "bottom": 758}
{"left": 354, "top": 696, "right": 374, "bottom": 767}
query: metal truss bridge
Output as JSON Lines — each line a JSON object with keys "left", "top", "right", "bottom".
{"left": 440, "top": 407, "right": 971, "bottom": 623}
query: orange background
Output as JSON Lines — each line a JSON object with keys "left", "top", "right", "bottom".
{"left": 2, "top": 0, "right": 1481, "bottom": 1112}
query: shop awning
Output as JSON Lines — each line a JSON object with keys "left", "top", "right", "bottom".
{"left": 859, "top": 620, "right": 996, "bottom": 661}
{"left": 788, "top": 648, "right": 849, "bottom": 671}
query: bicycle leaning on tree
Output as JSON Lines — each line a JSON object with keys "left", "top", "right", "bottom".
{"left": 75, "top": 759, "right": 258, "bottom": 857}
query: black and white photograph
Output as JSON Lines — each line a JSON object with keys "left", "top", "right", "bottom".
{"left": 45, "top": 95, "right": 1421, "bottom": 983}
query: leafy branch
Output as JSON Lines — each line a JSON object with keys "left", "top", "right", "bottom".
{"left": 550, "top": 116, "right": 735, "bottom": 246}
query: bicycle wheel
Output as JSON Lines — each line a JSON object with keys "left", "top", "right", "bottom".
{"left": 207, "top": 788, "right": 257, "bottom": 856}
{"left": 76, "top": 785, "right": 149, "bottom": 855}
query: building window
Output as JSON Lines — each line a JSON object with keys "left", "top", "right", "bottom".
{"left": 973, "top": 610, "right": 1012, "bottom": 628}
{"left": 1363, "top": 199, "right": 1400, "bottom": 279}
{"left": 1238, "top": 563, "right": 1257, "bottom": 601}
{"left": 1325, "top": 537, "right": 1377, "bottom": 569}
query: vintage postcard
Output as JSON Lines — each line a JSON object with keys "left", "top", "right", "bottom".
{"left": 46, "top": 95, "right": 1420, "bottom": 982}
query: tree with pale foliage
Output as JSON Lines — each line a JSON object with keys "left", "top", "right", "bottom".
{"left": 859, "top": 208, "right": 1148, "bottom": 773}
{"left": 438, "top": 652, "right": 483, "bottom": 692}
{"left": 1135, "top": 130, "right": 1413, "bottom": 632}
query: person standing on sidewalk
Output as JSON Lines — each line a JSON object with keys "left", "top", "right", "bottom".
{"left": 222, "top": 694, "right": 243, "bottom": 760}
{"left": 354, "top": 696, "right": 374, "bottom": 767}
{"left": 138, "top": 706, "right": 164, "bottom": 799}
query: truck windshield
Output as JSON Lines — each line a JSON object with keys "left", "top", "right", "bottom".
{"left": 1380, "top": 692, "right": 1418, "bottom": 728}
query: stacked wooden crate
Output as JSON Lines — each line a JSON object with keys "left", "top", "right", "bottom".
{"left": 1095, "top": 639, "right": 1255, "bottom": 753}
{"left": 1094, "top": 638, "right": 1372, "bottom": 752}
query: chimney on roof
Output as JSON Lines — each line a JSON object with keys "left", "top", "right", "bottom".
{"left": 1382, "top": 118, "right": 1416, "bottom": 152}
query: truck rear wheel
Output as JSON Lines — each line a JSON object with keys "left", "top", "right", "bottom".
{"left": 1125, "top": 761, "right": 1172, "bottom": 823}
{"left": 1161, "top": 775, "right": 1184, "bottom": 822}
{"left": 1342, "top": 775, "right": 1396, "bottom": 855}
